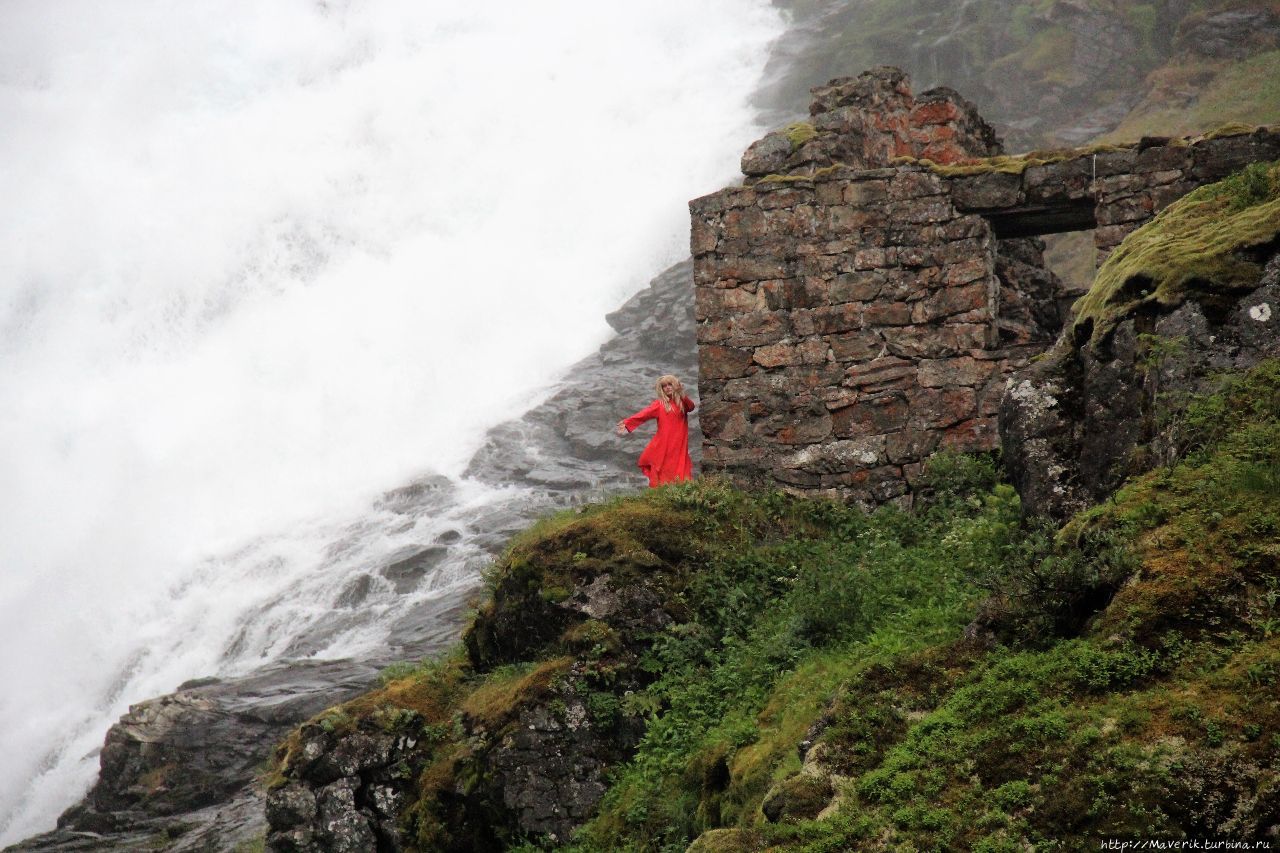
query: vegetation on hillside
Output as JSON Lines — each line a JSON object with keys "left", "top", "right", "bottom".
{"left": 272, "top": 356, "right": 1279, "bottom": 850}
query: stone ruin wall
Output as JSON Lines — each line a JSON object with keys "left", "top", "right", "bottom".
{"left": 691, "top": 68, "right": 1280, "bottom": 505}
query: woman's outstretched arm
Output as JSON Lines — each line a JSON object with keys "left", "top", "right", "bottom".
{"left": 616, "top": 401, "right": 661, "bottom": 435}
{"left": 682, "top": 395, "right": 696, "bottom": 413}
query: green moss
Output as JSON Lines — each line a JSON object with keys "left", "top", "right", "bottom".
{"left": 753, "top": 163, "right": 846, "bottom": 184}
{"left": 1073, "top": 160, "right": 1280, "bottom": 348}
{"left": 782, "top": 121, "right": 818, "bottom": 150}
{"left": 685, "top": 828, "right": 765, "bottom": 853}
{"left": 1203, "top": 121, "right": 1264, "bottom": 140}
{"left": 918, "top": 142, "right": 1128, "bottom": 177}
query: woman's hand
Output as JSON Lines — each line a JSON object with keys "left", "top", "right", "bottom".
{"left": 615, "top": 420, "right": 628, "bottom": 436}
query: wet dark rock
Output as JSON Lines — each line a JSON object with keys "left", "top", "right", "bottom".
{"left": 379, "top": 546, "right": 448, "bottom": 594}
{"left": 8, "top": 661, "right": 379, "bottom": 852}
{"left": 334, "top": 574, "right": 374, "bottom": 609}
{"left": 314, "top": 779, "right": 376, "bottom": 853}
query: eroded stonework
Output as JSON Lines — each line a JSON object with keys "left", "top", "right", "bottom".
{"left": 691, "top": 67, "right": 1280, "bottom": 504}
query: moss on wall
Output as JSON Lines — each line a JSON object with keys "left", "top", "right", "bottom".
{"left": 1074, "top": 160, "right": 1280, "bottom": 347}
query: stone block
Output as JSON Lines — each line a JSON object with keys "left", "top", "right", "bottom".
{"left": 1094, "top": 223, "right": 1137, "bottom": 250}
{"left": 819, "top": 387, "right": 860, "bottom": 410}
{"left": 771, "top": 466, "right": 824, "bottom": 487}
{"left": 1135, "top": 144, "right": 1192, "bottom": 173}
{"left": 1096, "top": 194, "right": 1154, "bottom": 226}
{"left": 885, "top": 428, "right": 940, "bottom": 464}
{"left": 796, "top": 303, "right": 863, "bottom": 335}
{"left": 909, "top": 98, "right": 962, "bottom": 125}
{"left": 843, "top": 180, "right": 891, "bottom": 205}
{"left": 701, "top": 345, "right": 754, "bottom": 379}
{"left": 940, "top": 216, "right": 990, "bottom": 240}
{"left": 1146, "top": 168, "right": 1183, "bottom": 186}
{"left": 912, "top": 282, "right": 991, "bottom": 323}
{"left": 770, "top": 413, "right": 834, "bottom": 445}
{"left": 827, "top": 330, "right": 884, "bottom": 362}
{"left": 826, "top": 205, "right": 885, "bottom": 233}
{"left": 940, "top": 416, "right": 998, "bottom": 451}
{"left": 830, "top": 270, "right": 885, "bottom": 302}
{"left": 717, "top": 256, "right": 792, "bottom": 283}
{"left": 863, "top": 301, "right": 913, "bottom": 326}
{"left": 697, "top": 316, "right": 733, "bottom": 343}
{"left": 701, "top": 444, "right": 769, "bottom": 468}
{"left": 942, "top": 257, "right": 989, "bottom": 286}
{"left": 832, "top": 393, "right": 909, "bottom": 436}
{"left": 688, "top": 191, "right": 729, "bottom": 216}
{"left": 815, "top": 182, "right": 844, "bottom": 205}
{"left": 889, "top": 169, "right": 946, "bottom": 199}
{"left": 753, "top": 342, "right": 799, "bottom": 368}
{"left": 937, "top": 237, "right": 988, "bottom": 264}
{"left": 853, "top": 247, "right": 888, "bottom": 269}
{"left": 894, "top": 244, "right": 939, "bottom": 267}
{"left": 887, "top": 199, "right": 955, "bottom": 224}
{"left": 950, "top": 171, "right": 1023, "bottom": 209}
{"left": 699, "top": 400, "right": 748, "bottom": 443}
{"left": 825, "top": 465, "right": 907, "bottom": 503}
{"left": 779, "top": 436, "right": 887, "bottom": 473}
{"left": 1024, "top": 157, "right": 1094, "bottom": 202}
{"left": 1090, "top": 148, "right": 1138, "bottom": 177}
{"left": 843, "top": 356, "right": 916, "bottom": 388}
{"left": 741, "top": 132, "right": 793, "bottom": 176}
{"left": 759, "top": 278, "right": 807, "bottom": 311}
{"left": 880, "top": 323, "right": 987, "bottom": 359}
{"left": 728, "top": 311, "right": 790, "bottom": 346}
{"left": 1191, "top": 133, "right": 1280, "bottom": 180}
{"left": 695, "top": 286, "right": 761, "bottom": 321}
{"left": 757, "top": 187, "right": 813, "bottom": 210}
{"left": 797, "top": 338, "right": 830, "bottom": 365}
{"left": 721, "top": 206, "right": 765, "bottom": 240}
{"left": 691, "top": 218, "right": 718, "bottom": 255}
{"left": 801, "top": 276, "right": 833, "bottom": 306}
{"left": 917, "top": 355, "right": 998, "bottom": 387}
{"left": 908, "top": 387, "right": 976, "bottom": 429}
{"left": 765, "top": 205, "right": 822, "bottom": 238}
{"left": 884, "top": 267, "right": 939, "bottom": 300}
{"left": 1151, "top": 182, "right": 1197, "bottom": 214}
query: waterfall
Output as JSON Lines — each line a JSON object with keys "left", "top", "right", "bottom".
{"left": 0, "top": 1, "right": 784, "bottom": 841}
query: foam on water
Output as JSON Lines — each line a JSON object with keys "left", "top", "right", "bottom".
{"left": 0, "top": 1, "right": 783, "bottom": 840}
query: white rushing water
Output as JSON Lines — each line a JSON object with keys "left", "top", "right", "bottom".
{"left": 0, "top": 1, "right": 783, "bottom": 841}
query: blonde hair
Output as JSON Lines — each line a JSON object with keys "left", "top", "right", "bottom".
{"left": 655, "top": 374, "right": 684, "bottom": 412}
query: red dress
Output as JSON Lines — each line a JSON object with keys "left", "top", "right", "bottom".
{"left": 623, "top": 396, "right": 696, "bottom": 487}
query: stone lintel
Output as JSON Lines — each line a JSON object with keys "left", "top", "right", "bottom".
{"left": 981, "top": 201, "right": 1098, "bottom": 238}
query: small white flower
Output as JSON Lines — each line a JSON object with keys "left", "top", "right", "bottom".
{"left": 1249, "top": 303, "right": 1273, "bottom": 322}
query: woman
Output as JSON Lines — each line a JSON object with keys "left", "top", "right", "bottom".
{"left": 615, "top": 374, "right": 696, "bottom": 487}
